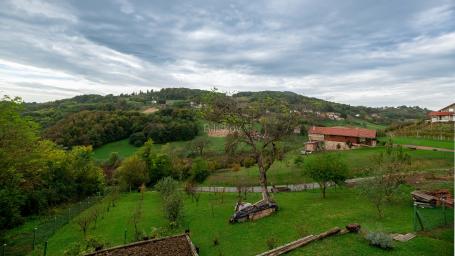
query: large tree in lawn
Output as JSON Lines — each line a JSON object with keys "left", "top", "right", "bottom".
{"left": 204, "top": 92, "right": 297, "bottom": 204}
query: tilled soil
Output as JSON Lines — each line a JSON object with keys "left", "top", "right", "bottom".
{"left": 89, "top": 235, "right": 195, "bottom": 256}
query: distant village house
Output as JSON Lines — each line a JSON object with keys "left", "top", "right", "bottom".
{"left": 304, "top": 126, "right": 377, "bottom": 151}
{"left": 429, "top": 103, "right": 454, "bottom": 123}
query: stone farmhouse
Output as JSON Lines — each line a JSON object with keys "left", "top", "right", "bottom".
{"left": 304, "top": 126, "right": 377, "bottom": 151}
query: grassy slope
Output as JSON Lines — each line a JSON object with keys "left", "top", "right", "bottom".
{"left": 205, "top": 147, "right": 454, "bottom": 186}
{"left": 383, "top": 136, "right": 454, "bottom": 150}
{"left": 43, "top": 186, "right": 453, "bottom": 256}
{"left": 92, "top": 139, "right": 138, "bottom": 161}
{"left": 321, "top": 118, "right": 386, "bottom": 130}
{"left": 92, "top": 136, "right": 226, "bottom": 161}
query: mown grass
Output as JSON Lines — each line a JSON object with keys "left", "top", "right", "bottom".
{"left": 320, "top": 118, "right": 386, "bottom": 130}
{"left": 92, "top": 136, "right": 227, "bottom": 161}
{"left": 92, "top": 139, "right": 139, "bottom": 161}
{"left": 205, "top": 147, "right": 454, "bottom": 186}
{"left": 38, "top": 184, "right": 453, "bottom": 256}
{"left": 382, "top": 136, "right": 454, "bottom": 150}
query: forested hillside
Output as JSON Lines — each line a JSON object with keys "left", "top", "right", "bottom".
{"left": 22, "top": 88, "right": 431, "bottom": 150}
{"left": 25, "top": 88, "right": 429, "bottom": 127}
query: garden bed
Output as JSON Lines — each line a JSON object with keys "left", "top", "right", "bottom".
{"left": 85, "top": 234, "right": 198, "bottom": 256}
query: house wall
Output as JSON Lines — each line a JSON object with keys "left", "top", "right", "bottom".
{"left": 440, "top": 104, "right": 455, "bottom": 112}
{"left": 309, "top": 134, "right": 324, "bottom": 141}
{"left": 304, "top": 143, "right": 316, "bottom": 151}
{"left": 431, "top": 115, "right": 454, "bottom": 123}
{"left": 324, "top": 141, "right": 350, "bottom": 150}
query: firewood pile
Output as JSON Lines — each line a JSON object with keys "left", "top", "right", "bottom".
{"left": 426, "top": 189, "right": 454, "bottom": 207}
{"left": 229, "top": 200, "right": 278, "bottom": 223}
{"left": 411, "top": 189, "right": 453, "bottom": 208}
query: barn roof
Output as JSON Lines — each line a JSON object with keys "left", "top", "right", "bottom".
{"left": 308, "top": 126, "right": 376, "bottom": 138}
{"left": 429, "top": 111, "right": 454, "bottom": 116}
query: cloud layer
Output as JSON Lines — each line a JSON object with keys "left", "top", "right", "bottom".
{"left": 0, "top": 0, "right": 454, "bottom": 109}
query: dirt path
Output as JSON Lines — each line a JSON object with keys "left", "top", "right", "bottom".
{"left": 400, "top": 144, "right": 454, "bottom": 152}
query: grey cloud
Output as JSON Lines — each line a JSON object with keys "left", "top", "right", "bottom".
{"left": 0, "top": 0, "right": 454, "bottom": 109}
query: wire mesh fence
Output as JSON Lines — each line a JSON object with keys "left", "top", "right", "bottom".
{"left": 413, "top": 202, "right": 453, "bottom": 232}
{"left": 2, "top": 194, "right": 105, "bottom": 256}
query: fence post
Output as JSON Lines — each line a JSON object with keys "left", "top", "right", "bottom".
{"left": 124, "top": 229, "right": 127, "bottom": 244}
{"left": 33, "top": 227, "right": 37, "bottom": 250}
{"left": 413, "top": 203, "right": 417, "bottom": 232}
{"left": 443, "top": 200, "right": 447, "bottom": 225}
{"left": 43, "top": 241, "right": 48, "bottom": 256}
{"left": 2, "top": 243, "right": 6, "bottom": 256}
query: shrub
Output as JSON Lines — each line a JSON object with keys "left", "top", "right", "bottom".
{"left": 85, "top": 236, "right": 107, "bottom": 251}
{"left": 266, "top": 236, "right": 278, "bottom": 250}
{"left": 241, "top": 156, "right": 256, "bottom": 168}
{"left": 164, "top": 192, "right": 183, "bottom": 224}
{"left": 191, "top": 158, "right": 210, "bottom": 183}
{"left": 63, "top": 242, "right": 84, "bottom": 256}
{"left": 230, "top": 163, "right": 241, "bottom": 172}
{"left": 213, "top": 235, "right": 219, "bottom": 246}
{"left": 155, "top": 177, "right": 179, "bottom": 199}
{"left": 294, "top": 155, "right": 305, "bottom": 166}
{"left": 365, "top": 232, "right": 394, "bottom": 249}
{"left": 129, "top": 132, "right": 147, "bottom": 147}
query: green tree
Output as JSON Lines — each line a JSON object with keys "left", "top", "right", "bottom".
{"left": 360, "top": 140, "right": 410, "bottom": 218}
{"left": 66, "top": 146, "right": 105, "bottom": 197}
{"left": 0, "top": 97, "right": 105, "bottom": 229}
{"left": 149, "top": 154, "right": 172, "bottom": 185}
{"left": 191, "top": 137, "right": 211, "bottom": 157}
{"left": 190, "top": 158, "right": 210, "bottom": 183}
{"left": 303, "top": 154, "right": 348, "bottom": 198}
{"left": 116, "top": 155, "right": 148, "bottom": 192}
{"left": 205, "top": 92, "right": 298, "bottom": 204}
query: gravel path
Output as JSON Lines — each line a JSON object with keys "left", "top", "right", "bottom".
{"left": 195, "top": 177, "right": 373, "bottom": 193}
{"left": 400, "top": 144, "right": 454, "bottom": 152}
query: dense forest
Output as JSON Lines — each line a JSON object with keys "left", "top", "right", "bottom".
{"left": 41, "top": 104, "right": 199, "bottom": 149}
{"left": 0, "top": 97, "right": 104, "bottom": 229}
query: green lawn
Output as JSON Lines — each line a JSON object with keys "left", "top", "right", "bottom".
{"left": 37, "top": 185, "right": 453, "bottom": 256}
{"left": 205, "top": 147, "right": 454, "bottom": 186}
{"left": 383, "top": 136, "right": 454, "bottom": 150}
{"left": 92, "top": 136, "right": 227, "bottom": 161}
{"left": 320, "top": 118, "right": 386, "bottom": 130}
{"left": 92, "top": 139, "right": 139, "bottom": 161}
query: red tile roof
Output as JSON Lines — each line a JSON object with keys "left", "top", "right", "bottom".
{"left": 308, "top": 126, "right": 376, "bottom": 138}
{"left": 429, "top": 111, "right": 454, "bottom": 116}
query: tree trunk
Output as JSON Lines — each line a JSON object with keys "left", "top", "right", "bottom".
{"left": 258, "top": 163, "right": 271, "bottom": 203}
{"left": 321, "top": 183, "right": 326, "bottom": 199}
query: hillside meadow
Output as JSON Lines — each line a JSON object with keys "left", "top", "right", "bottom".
{"left": 35, "top": 185, "right": 453, "bottom": 256}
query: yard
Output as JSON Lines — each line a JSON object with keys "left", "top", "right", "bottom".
{"left": 34, "top": 184, "right": 453, "bottom": 256}
{"left": 205, "top": 147, "right": 454, "bottom": 186}
{"left": 382, "top": 136, "right": 454, "bottom": 150}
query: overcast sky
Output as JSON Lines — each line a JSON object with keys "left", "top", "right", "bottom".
{"left": 0, "top": 0, "right": 454, "bottom": 109}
